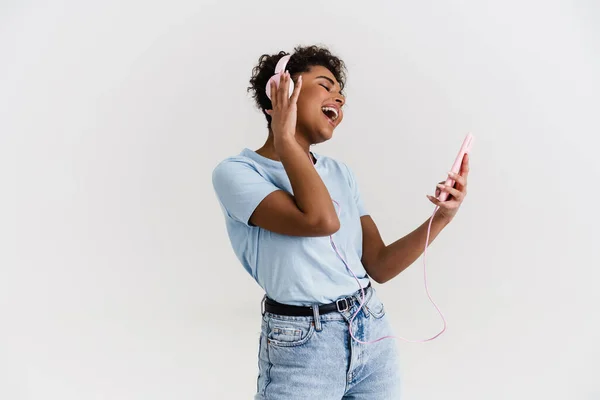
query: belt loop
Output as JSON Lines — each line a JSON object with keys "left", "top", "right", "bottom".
{"left": 353, "top": 285, "right": 369, "bottom": 310}
{"left": 312, "top": 304, "right": 322, "bottom": 331}
{"left": 261, "top": 295, "right": 266, "bottom": 316}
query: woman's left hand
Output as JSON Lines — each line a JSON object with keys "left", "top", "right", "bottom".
{"left": 427, "top": 153, "right": 470, "bottom": 222}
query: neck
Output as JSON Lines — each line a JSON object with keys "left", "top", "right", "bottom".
{"left": 256, "top": 131, "right": 313, "bottom": 162}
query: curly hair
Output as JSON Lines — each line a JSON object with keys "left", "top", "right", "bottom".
{"left": 247, "top": 44, "right": 347, "bottom": 128}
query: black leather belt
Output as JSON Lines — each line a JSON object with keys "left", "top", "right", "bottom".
{"left": 262, "top": 282, "right": 372, "bottom": 317}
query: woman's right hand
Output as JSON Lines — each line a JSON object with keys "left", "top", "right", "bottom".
{"left": 265, "top": 71, "right": 303, "bottom": 144}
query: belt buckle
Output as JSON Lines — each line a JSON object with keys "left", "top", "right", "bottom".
{"left": 336, "top": 298, "right": 349, "bottom": 312}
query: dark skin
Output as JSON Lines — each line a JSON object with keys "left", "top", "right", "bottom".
{"left": 251, "top": 65, "right": 470, "bottom": 283}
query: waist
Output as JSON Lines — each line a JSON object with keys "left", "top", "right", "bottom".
{"left": 262, "top": 281, "right": 372, "bottom": 317}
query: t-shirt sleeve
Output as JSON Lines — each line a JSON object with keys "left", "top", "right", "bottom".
{"left": 212, "top": 158, "right": 280, "bottom": 227}
{"left": 342, "top": 162, "right": 369, "bottom": 217}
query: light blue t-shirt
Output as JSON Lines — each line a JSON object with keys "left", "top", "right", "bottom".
{"left": 211, "top": 147, "right": 371, "bottom": 306}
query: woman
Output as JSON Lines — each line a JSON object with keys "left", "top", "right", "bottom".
{"left": 212, "top": 45, "right": 469, "bottom": 399}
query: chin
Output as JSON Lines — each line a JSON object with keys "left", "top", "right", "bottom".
{"left": 315, "top": 120, "right": 338, "bottom": 142}
{"left": 313, "top": 129, "right": 334, "bottom": 144}
{"left": 300, "top": 119, "right": 337, "bottom": 144}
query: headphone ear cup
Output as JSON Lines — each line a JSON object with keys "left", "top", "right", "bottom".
{"left": 265, "top": 75, "right": 276, "bottom": 101}
{"left": 265, "top": 74, "right": 295, "bottom": 101}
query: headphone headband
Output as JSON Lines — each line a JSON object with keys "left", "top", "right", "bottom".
{"left": 265, "top": 54, "right": 294, "bottom": 101}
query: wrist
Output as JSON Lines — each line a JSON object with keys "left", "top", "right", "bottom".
{"left": 273, "top": 135, "right": 298, "bottom": 153}
{"left": 434, "top": 212, "right": 453, "bottom": 226}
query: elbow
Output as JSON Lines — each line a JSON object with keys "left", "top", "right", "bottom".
{"left": 369, "top": 272, "right": 389, "bottom": 284}
{"left": 311, "top": 214, "right": 340, "bottom": 236}
{"left": 324, "top": 216, "right": 341, "bottom": 235}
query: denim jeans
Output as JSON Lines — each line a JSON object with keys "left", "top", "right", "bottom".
{"left": 255, "top": 285, "right": 402, "bottom": 399}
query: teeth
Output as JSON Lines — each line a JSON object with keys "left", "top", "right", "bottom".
{"left": 322, "top": 106, "right": 339, "bottom": 121}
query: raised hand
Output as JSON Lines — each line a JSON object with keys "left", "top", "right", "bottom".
{"left": 265, "top": 71, "right": 303, "bottom": 144}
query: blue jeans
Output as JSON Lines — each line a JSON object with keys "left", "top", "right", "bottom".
{"left": 255, "top": 285, "right": 402, "bottom": 399}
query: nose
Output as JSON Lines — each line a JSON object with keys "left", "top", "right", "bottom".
{"left": 334, "top": 94, "right": 345, "bottom": 108}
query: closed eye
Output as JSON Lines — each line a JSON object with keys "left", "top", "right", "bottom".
{"left": 320, "top": 84, "right": 330, "bottom": 91}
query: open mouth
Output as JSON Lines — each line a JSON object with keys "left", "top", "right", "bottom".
{"left": 321, "top": 106, "right": 339, "bottom": 125}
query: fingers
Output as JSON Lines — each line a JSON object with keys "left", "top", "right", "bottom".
{"left": 267, "top": 72, "right": 294, "bottom": 118}
{"left": 429, "top": 153, "right": 470, "bottom": 209}
{"left": 270, "top": 78, "right": 277, "bottom": 107}
{"left": 460, "top": 153, "right": 470, "bottom": 177}
{"left": 448, "top": 171, "right": 466, "bottom": 188}
{"left": 435, "top": 180, "right": 444, "bottom": 197}
{"left": 436, "top": 183, "right": 465, "bottom": 201}
{"left": 427, "top": 194, "right": 458, "bottom": 209}
{"left": 290, "top": 74, "right": 302, "bottom": 104}
{"left": 427, "top": 195, "right": 442, "bottom": 206}
{"left": 427, "top": 195, "right": 446, "bottom": 207}
{"left": 278, "top": 71, "right": 289, "bottom": 106}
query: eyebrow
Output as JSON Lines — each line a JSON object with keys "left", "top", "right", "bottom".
{"left": 316, "top": 76, "right": 344, "bottom": 96}
{"left": 316, "top": 76, "right": 336, "bottom": 86}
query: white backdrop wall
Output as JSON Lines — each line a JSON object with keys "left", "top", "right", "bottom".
{"left": 2, "top": 1, "right": 599, "bottom": 399}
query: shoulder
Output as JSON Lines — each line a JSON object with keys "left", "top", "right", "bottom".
{"left": 212, "top": 153, "right": 261, "bottom": 184}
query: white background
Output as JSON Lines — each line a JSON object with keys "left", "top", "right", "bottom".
{"left": 2, "top": 1, "right": 599, "bottom": 399}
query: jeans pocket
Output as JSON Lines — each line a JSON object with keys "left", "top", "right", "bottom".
{"left": 366, "top": 298, "right": 386, "bottom": 319}
{"left": 266, "top": 317, "right": 315, "bottom": 348}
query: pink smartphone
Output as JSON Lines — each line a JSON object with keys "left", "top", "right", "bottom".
{"left": 437, "top": 134, "right": 474, "bottom": 202}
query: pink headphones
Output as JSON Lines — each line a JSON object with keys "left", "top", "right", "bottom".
{"left": 265, "top": 54, "right": 294, "bottom": 101}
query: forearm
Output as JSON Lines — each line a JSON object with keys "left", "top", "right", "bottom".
{"left": 275, "top": 137, "right": 339, "bottom": 227}
{"left": 374, "top": 213, "right": 451, "bottom": 283}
